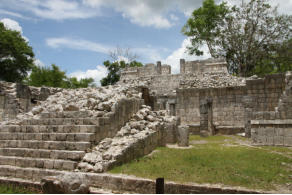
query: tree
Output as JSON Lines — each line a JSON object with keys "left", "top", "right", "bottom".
{"left": 182, "top": 0, "right": 229, "bottom": 57}
{"left": 63, "top": 77, "right": 96, "bottom": 89}
{"left": 253, "top": 38, "right": 292, "bottom": 76}
{"left": 100, "top": 60, "right": 143, "bottom": 86}
{"left": 183, "top": 0, "right": 292, "bottom": 77}
{"left": 26, "top": 64, "right": 66, "bottom": 87}
{"left": 109, "top": 46, "right": 139, "bottom": 62}
{"left": 101, "top": 47, "right": 143, "bottom": 86}
{"left": 26, "top": 64, "right": 95, "bottom": 88}
{"left": 0, "top": 22, "right": 35, "bottom": 82}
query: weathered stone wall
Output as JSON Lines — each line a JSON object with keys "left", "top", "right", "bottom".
{"left": 0, "top": 95, "right": 4, "bottom": 121}
{"left": 148, "top": 74, "right": 181, "bottom": 95}
{"left": 94, "top": 98, "right": 143, "bottom": 142}
{"left": 245, "top": 74, "right": 286, "bottom": 112}
{"left": 177, "top": 87, "right": 245, "bottom": 128}
{"left": 0, "top": 82, "right": 59, "bottom": 122}
{"left": 177, "top": 73, "right": 290, "bottom": 136}
{"left": 180, "top": 58, "right": 228, "bottom": 74}
{"left": 250, "top": 72, "right": 292, "bottom": 146}
{"left": 161, "top": 65, "right": 171, "bottom": 75}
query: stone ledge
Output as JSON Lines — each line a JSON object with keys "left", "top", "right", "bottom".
{"left": 0, "top": 173, "right": 268, "bottom": 194}
{"left": 0, "top": 176, "right": 41, "bottom": 191}
{"left": 251, "top": 119, "right": 292, "bottom": 125}
{"left": 215, "top": 126, "right": 244, "bottom": 135}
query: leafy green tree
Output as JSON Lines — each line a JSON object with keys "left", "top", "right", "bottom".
{"left": 0, "top": 22, "right": 34, "bottom": 82}
{"left": 100, "top": 60, "right": 143, "bottom": 86}
{"left": 182, "top": 0, "right": 229, "bottom": 57}
{"left": 26, "top": 64, "right": 66, "bottom": 87}
{"left": 26, "top": 64, "right": 95, "bottom": 88}
{"left": 63, "top": 77, "right": 95, "bottom": 89}
{"left": 253, "top": 38, "right": 292, "bottom": 76}
{"left": 183, "top": 0, "right": 292, "bottom": 77}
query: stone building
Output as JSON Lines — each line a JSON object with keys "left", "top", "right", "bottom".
{"left": 120, "top": 58, "right": 292, "bottom": 146}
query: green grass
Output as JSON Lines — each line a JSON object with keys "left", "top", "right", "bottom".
{"left": 189, "top": 135, "right": 236, "bottom": 142}
{"left": 0, "top": 184, "right": 40, "bottom": 194}
{"left": 109, "top": 135, "right": 292, "bottom": 191}
{"left": 261, "top": 146, "right": 292, "bottom": 157}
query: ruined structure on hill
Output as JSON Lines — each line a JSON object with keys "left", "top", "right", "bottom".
{"left": 0, "top": 58, "right": 291, "bottom": 191}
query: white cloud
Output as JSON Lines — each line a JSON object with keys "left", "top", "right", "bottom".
{"left": 82, "top": 0, "right": 203, "bottom": 28}
{"left": 69, "top": 65, "right": 108, "bottom": 86}
{"left": 46, "top": 37, "right": 112, "bottom": 54}
{"left": 0, "top": 9, "right": 28, "bottom": 19}
{"left": 1, "top": 0, "right": 203, "bottom": 28}
{"left": 0, "top": 18, "right": 23, "bottom": 33}
{"left": 162, "top": 38, "right": 211, "bottom": 74}
{"left": 1, "top": 0, "right": 292, "bottom": 29}
{"left": 46, "top": 37, "right": 166, "bottom": 62}
{"left": 0, "top": 17, "right": 29, "bottom": 42}
{"left": 0, "top": 0, "right": 99, "bottom": 21}
{"left": 33, "top": 59, "right": 45, "bottom": 67}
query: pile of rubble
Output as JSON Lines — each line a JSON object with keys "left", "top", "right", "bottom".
{"left": 180, "top": 72, "right": 246, "bottom": 89}
{"left": 77, "top": 105, "right": 177, "bottom": 173}
{"left": 0, "top": 83, "right": 143, "bottom": 125}
{"left": 0, "top": 81, "right": 17, "bottom": 97}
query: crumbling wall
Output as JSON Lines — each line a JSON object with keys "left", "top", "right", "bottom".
{"left": 161, "top": 65, "right": 171, "bottom": 75}
{"left": 246, "top": 74, "right": 286, "bottom": 112}
{"left": 250, "top": 72, "right": 292, "bottom": 146}
{"left": 180, "top": 58, "right": 227, "bottom": 74}
{"left": 177, "top": 74, "right": 289, "bottom": 136}
{"left": 176, "top": 87, "right": 245, "bottom": 128}
{"left": 148, "top": 74, "right": 181, "bottom": 95}
{"left": 0, "top": 81, "right": 60, "bottom": 122}
{"left": 176, "top": 89, "right": 200, "bottom": 125}
{"left": 0, "top": 95, "right": 4, "bottom": 121}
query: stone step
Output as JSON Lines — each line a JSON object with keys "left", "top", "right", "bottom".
{"left": 0, "top": 165, "right": 64, "bottom": 182}
{"left": 0, "top": 148, "right": 85, "bottom": 161}
{"left": 40, "top": 111, "right": 91, "bottom": 119}
{"left": 0, "top": 156, "right": 77, "bottom": 171}
{"left": 0, "top": 125, "right": 99, "bottom": 133}
{"left": 0, "top": 133, "right": 95, "bottom": 142}
{"left": 21, "top": 118, "right": 99, "bottom": 125}
{"left": 0, "top": 140, "right": 91, "bottom": 151}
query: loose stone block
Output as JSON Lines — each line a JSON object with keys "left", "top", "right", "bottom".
{"left": 177, "top": 125, "right": 189, "bottom": 147}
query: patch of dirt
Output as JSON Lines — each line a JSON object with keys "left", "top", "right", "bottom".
{"left": 166, "top": 144, "right": 193, "bottom": 149}
{"left": 146, "top": 150, "right": 160, "bottom": 157}
{"left": 189, "top": 140, "right": 208, "bottom": 145}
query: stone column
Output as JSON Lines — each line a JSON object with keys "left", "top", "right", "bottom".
{"left": 199, "top": 98, "right": 214, "bottom": 136}
{"left": 177, "top": 125, "right": 189, "bottom": 146}
{"left": 157, "top": 61, "right": 162, "bottom": 75}
{"left": 242, "top": 96, "right": 255, "bottom": 138}
{"left": 180, "top": 59, "right": 185, "bottom": 74}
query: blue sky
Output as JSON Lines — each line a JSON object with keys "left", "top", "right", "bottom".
{"left": 0, "top": 0, "right": 291, "bottom": 85}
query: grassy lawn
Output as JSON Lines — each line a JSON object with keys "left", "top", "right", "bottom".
{"left": 109, "top": 135, "right": 292, "bottom": 191}
{"left": 0, "top": 184, "right": 40, "bottom": 194}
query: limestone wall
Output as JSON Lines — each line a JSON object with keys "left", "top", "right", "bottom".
{"left": 177, "top": 73, "right": 289, "bottom": 136}
{"left": 95, "top": 98, "right": 143, "bottom": 142}
{"left": 250, "top": 72, "right": 292, "bottom": 146}
{"left": 245, "top": 74, "right": 286, "bottom": 112}
{"left": 161, "top": 65, "right": 171, "bottom": 75}
{"left": 0, "top": 95, "right": 4, "bottom": 121}
{"left": 177, "top": 87, "right": 245, "bottom": 128}
{"left": 148, "top": 74, "right": 181, "bottom": 95}
{"left": 180, "top": 58, "right": 228, "bottom": 74}
{"left": 0, "top": 82, "right": 60, "bottom": 122}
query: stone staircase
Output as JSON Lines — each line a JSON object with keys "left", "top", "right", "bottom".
{"left": 0, "top": 111, "right": 100, "bottom": 182}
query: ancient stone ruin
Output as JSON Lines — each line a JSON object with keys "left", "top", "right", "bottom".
{"left": 0, "top": 58, "right": 291, "bottom": 192}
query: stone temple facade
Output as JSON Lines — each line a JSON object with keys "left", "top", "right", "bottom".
{"left": 119, "top": 58, "right": 292, "bottom": 146}
{"left": 0, "top": 58, "right": 291, "bottom": 192}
